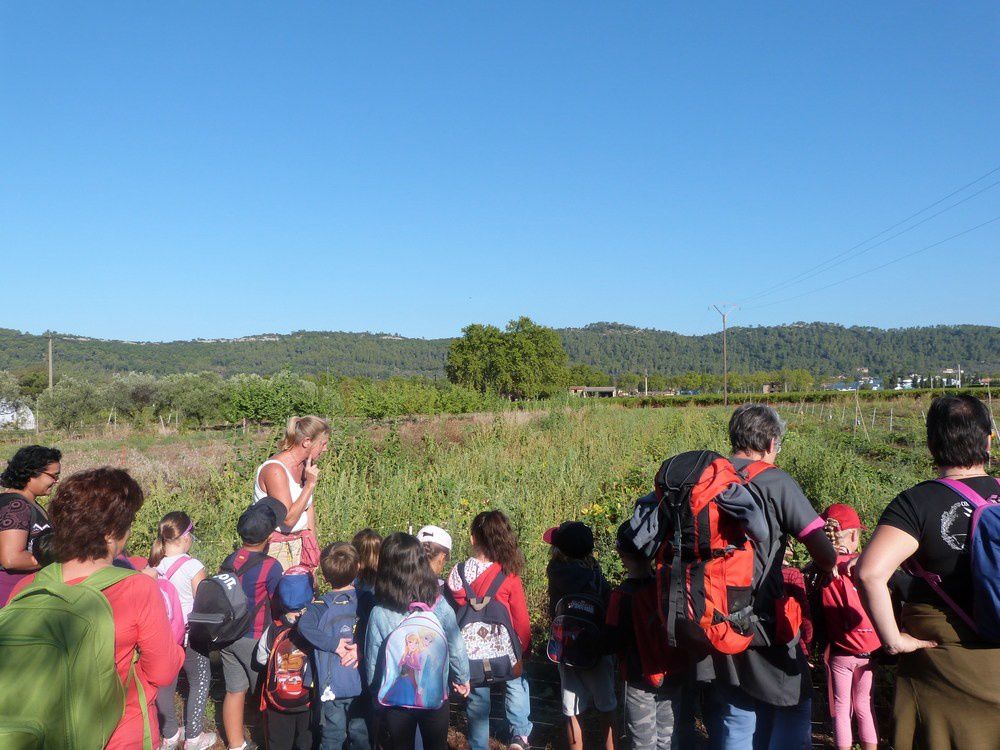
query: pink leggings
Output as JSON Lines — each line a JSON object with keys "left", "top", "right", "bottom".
{"left": 827, "top": 653, "right": 877, "bottom": 748}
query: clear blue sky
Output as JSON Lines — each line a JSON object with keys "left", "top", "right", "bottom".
{"left": 2, "top": 2, "right": 997, "bottom": 341}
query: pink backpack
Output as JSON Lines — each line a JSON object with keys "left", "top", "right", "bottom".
{"left": 159, "top": 556, "right": 191, "bottom": 645}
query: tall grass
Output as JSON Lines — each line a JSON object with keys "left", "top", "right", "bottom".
{"left": 106, "top": 401, "right": 963, "bottom": 625}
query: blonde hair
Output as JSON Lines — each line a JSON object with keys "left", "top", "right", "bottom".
{"left": 279, "top": 415, "right": 331, "bottom": 452}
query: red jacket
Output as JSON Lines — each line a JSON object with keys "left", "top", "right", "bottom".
{"left": 447, "top": 560, "right": 531, "bottom": 652}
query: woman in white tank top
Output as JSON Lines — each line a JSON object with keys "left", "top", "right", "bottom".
{"left": 254, "top": 415, "right": 330, "bottom": 570}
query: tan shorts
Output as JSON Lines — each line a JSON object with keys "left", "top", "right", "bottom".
{"left": 268, "top": 536, "right": 301, "bottom": 570}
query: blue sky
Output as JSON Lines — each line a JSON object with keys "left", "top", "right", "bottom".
{"left": 2, "top": 2, "right": 997, "bottom": 341}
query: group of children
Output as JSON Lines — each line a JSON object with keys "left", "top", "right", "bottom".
{"left": 145, "top": 497, "right": 880, "bottom": 750}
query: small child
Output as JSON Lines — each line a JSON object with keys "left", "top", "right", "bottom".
{"left": 364, "top": 532, "right": 470, "bottom": 750}
{"left": 352, "top": 528, "right": 382, "bottom": 596}
{"left": 219, "top": 498, "right": 286, "bottom": 750}
{"left": 544, "top": 520, "right": 616, "bottom": 750}
{"left": 298, "top": 542, "right": 371, "bottom": 750}
{"left": 446, "top": 511, "right": 532, "bottom": 750}
{"left": 149, "top": 511, "right": 216, "bottom": 750}
{"left": 417, "top": 525, "right": 452, "bottom": 582}
{"left": 606, "top": 522, "right": 691, "bottom": 750}
{"left": 257, "top": 569, "right": 315, "bottom": 750}
{"left": 815, "top": 504, "right": 879, "bottom": 750}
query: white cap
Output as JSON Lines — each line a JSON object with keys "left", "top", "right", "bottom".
{"left": 417, "top": 525, "right": 452, "bottom": 551}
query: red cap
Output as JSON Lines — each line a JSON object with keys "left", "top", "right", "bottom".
{"left": 821, "top": 503, "right": 866, "bottom": 530}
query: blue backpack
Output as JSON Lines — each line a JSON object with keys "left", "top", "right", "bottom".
{"left": 907, "top": 477, "right": 1000, "bottom": 640}
{"left": 377, "top": 602, "right": 449, "bottom": 710}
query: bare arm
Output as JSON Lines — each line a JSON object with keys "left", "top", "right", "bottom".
{"left": 189, "top": 568, "right": 206, "bottom": 599}
{"left": 0, "top": 530, "right": 39, "bottom": 571}
{"left": 259, "top": 461, "right": 314, "bottom": 529}
{"left": 856, "top": 524, "right": 937, "bottom": 654}
{"left": 306, "top": 504, "right": 316, "bottom": 533}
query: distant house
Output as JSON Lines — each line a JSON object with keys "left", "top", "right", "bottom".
{"left": 568, "top": 386, "right": 619, "bottom": 398}
{"left": 0, "top": 401, "right": 36, "bottom": 430}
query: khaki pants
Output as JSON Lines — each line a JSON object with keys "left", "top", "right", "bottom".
{"left": 268, "top": 536, "right": 302, "bottom": 571}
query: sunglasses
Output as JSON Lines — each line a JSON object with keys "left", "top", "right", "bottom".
{"left": 40, "top": 471, "right": 60, "bottom": 482}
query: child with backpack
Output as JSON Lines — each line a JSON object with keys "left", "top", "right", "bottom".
{"left": 606, "top": 521, "right": 692, "bottom": 750}
{"left": 212, "top": 498, "right": 286, "bottom": 750}
{"left": 364, "top": 532, "right": 470, "bottom": 750}
{"left": 418, "top": 524, "right": 452, "bottom": 583}
{"left": 544, "top": 520, "right": 616, "bottom": 750}
{"left": 814, "top": 504, "right": 880, "bottom": 750}
{"left": 148, "top": 511, "right": 217, "bottom": 750}
{"left": 256, "top": 568, "right": 315, "bottom": 750}
{"left": 446, "top": 511, "right": 532, "bottom": 750}
{"left": 298, "top": 542, "right": 370, "bottom": 750}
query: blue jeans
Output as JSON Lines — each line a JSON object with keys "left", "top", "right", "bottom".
{"left": 465, "top": 676, "right": 534, "bottom": 750}
{"left": 705, "top": 683, "right": 812, "bottom": 750}
{"left": 318, "top": 696, "right": 369, "bottom": 750}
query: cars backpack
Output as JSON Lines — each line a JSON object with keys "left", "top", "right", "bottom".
{"left": 0, "top": 564, "right": 154, "bottom": 750}
{"left": 628, "top": 450, "right": 774, "bottom": 656}
{"left": 260, "top": 624, "right": 312, "bottom": 713}
{"left": 188, "top": 553, "right": 274, "bottom": 647}
{"left": 546, "top": 582, "right": 607, "bottom": 670}
{"left": 377, "top": 602, "right": 450, "bottom": 710}
{"left": 906, "top": 477, "right": 1000, "bottom": 641}
{"left": 454, "top": 563, "right": 523, "bottom": 686}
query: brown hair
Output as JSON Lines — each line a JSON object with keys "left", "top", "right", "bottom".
{"left": 320, "top": 542, "right": 360, "bottom": 589}
{"left": 50, "top": 468, "right": 144, "bottom": 562}
{"left": 149, "top": 511, "right": 192, "bottom": 567}
{"left": 352, "top": 528, "right": 382, "bottom": 589}
{"left": 279, "top": 415, "right": 330, "bottom": 452}
{"left": 470, "top": 510, "right": 525, "bottom": 577}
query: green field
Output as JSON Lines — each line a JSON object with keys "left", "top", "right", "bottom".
{"left": 13, "top": 398, "right": 959, "bottom": 624}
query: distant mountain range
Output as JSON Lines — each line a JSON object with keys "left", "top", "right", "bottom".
{"left": 1, "top": 322, "right": 997, "bottom": 379}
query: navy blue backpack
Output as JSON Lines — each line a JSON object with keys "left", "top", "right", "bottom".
{"left": 907, "top": 477, "right": 1000, "bottom": 640}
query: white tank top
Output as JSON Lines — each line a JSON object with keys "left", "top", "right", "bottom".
{"left": 253, "top": 459, "right": 310, "bottom": 534}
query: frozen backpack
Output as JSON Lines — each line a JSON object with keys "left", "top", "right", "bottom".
{"left": 907, "top": 477, "right": 1000, "bottom": 641}
{"left": 454, "top": 563, "right": 523, "bottom": 686}
{"left": 377, "top": 602, "right": 449, "bottom": 710}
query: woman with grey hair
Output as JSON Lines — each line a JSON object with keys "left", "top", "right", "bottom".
{"left": 703, "top": 404, "right": 836, "bottom": 750}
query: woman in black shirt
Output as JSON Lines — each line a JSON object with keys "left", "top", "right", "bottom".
{"left": 0, "top": 445, "right": 61, "bottom": 606}
{"left": 857, "top": 395, "right": 999, "bottom": 750}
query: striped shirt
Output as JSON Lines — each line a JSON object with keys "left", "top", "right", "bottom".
{"left": 222, "top": 548, "right": 282, "bottom": 639}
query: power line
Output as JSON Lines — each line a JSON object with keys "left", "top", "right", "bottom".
{"left": 744, "top": 213, "right": 1000, "bottom": 310}
{"left": 736, "top": 165, "right": 1000, "bottom": 305}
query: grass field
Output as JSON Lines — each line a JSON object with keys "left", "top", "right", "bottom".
{"left": 5, "top": 398, "right": 954, "bottom": 623}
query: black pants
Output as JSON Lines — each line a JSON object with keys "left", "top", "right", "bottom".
{"left": 377, "top": 703, "right": 449, "bottom": 750}
{"left": 264, "top": 708, "right": 313, "bottom": 750}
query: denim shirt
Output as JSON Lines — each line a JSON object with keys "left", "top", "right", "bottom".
{"left": 363, "top": 596, "right": 470, "bottom": 689}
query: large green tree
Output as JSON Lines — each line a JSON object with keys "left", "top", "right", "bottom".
{"left": 446, "top": 317, "right": 569, "bottom": 399}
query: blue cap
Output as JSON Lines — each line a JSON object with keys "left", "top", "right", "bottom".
{"left": 277, "top": 571, "right": 314, "bottom": 611}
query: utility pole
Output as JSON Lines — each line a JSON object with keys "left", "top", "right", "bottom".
{"left": 712, "top": 305, "right": 736, "bottom": 406}
{"left": 958, "top": 363, "right": 962, "bottom": 388}
{"left": 644, "top": 369, "right": 648, "bottom": 397}
{"left": 47, "top": 335, "right": 54, "bottom": 393}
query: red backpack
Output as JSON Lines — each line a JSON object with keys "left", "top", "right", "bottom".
{"left": 260, "top": 624, "right": 312, "bottom": 713}
{"left": 652, "top": 450, "right": 773, "bottom": 656}
{"left": 819, "top": 555, "right": 881, "bottom": 655}
{"left": 607, "top": 579, "right": 687, "bottom": 688}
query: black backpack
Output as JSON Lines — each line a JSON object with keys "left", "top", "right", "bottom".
{"left": 189, "top": 553, "right": 271, "bottom": 647}
{"left": 454, "top": 563, "right": 523, "bottom": 687}
{"left": 546, "top": 590, "right": 606, "bottom": 669}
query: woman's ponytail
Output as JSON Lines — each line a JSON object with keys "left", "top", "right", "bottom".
{"left": 278, "top": 415, "right": 330, "bottom": 452}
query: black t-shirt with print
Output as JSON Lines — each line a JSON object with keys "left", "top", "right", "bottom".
{"left": 879, "top": 476, "right": 1000, "bottom": 613}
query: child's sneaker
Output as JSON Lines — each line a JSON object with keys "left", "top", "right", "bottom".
{"left": 184, "top": 732, "right": 217, "bottom": 750}
{"left": 161, "top": 730, "right": 184, "bottom": 750}
{"left": 508, "top": 735, "right": 530, "bottom": 750}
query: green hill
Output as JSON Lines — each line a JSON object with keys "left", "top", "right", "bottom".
{"left": 1, "top": 322, "right": 996, "bottom": 380}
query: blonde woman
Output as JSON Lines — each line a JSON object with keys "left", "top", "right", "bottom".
{"left": 253, "top": 415, "right": 330, "bottom": 569}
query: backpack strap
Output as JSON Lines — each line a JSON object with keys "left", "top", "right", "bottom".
{"left": 408, "top": 601, "right": 432, "bottom": 612}
{"left": 128, "top": 652, "right": 154, "bottom": 750}
{"left": 904, "top": 557, "right": 978, "bottom": 633}
{"left": 741, "top": 460, "right": 775, "bottom": 482}
{"left": 458, "top": 562, "right": 507, "bottom": 612}
{"left": 934, "top": 477, "right": 998, "bottom": 509}
{"left": 164, "top": 555, "right": 192, "bottom": 581}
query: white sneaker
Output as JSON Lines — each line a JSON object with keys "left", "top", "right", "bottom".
{"left": 161, "top": 730, "right": 184, "bottom": 750}
{"left": 184, "top": 732, "right": 218, "bottom": 750}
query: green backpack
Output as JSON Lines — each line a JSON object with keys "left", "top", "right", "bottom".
{"left": 0, "top": 564, "right": 152, "bottom": 750}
